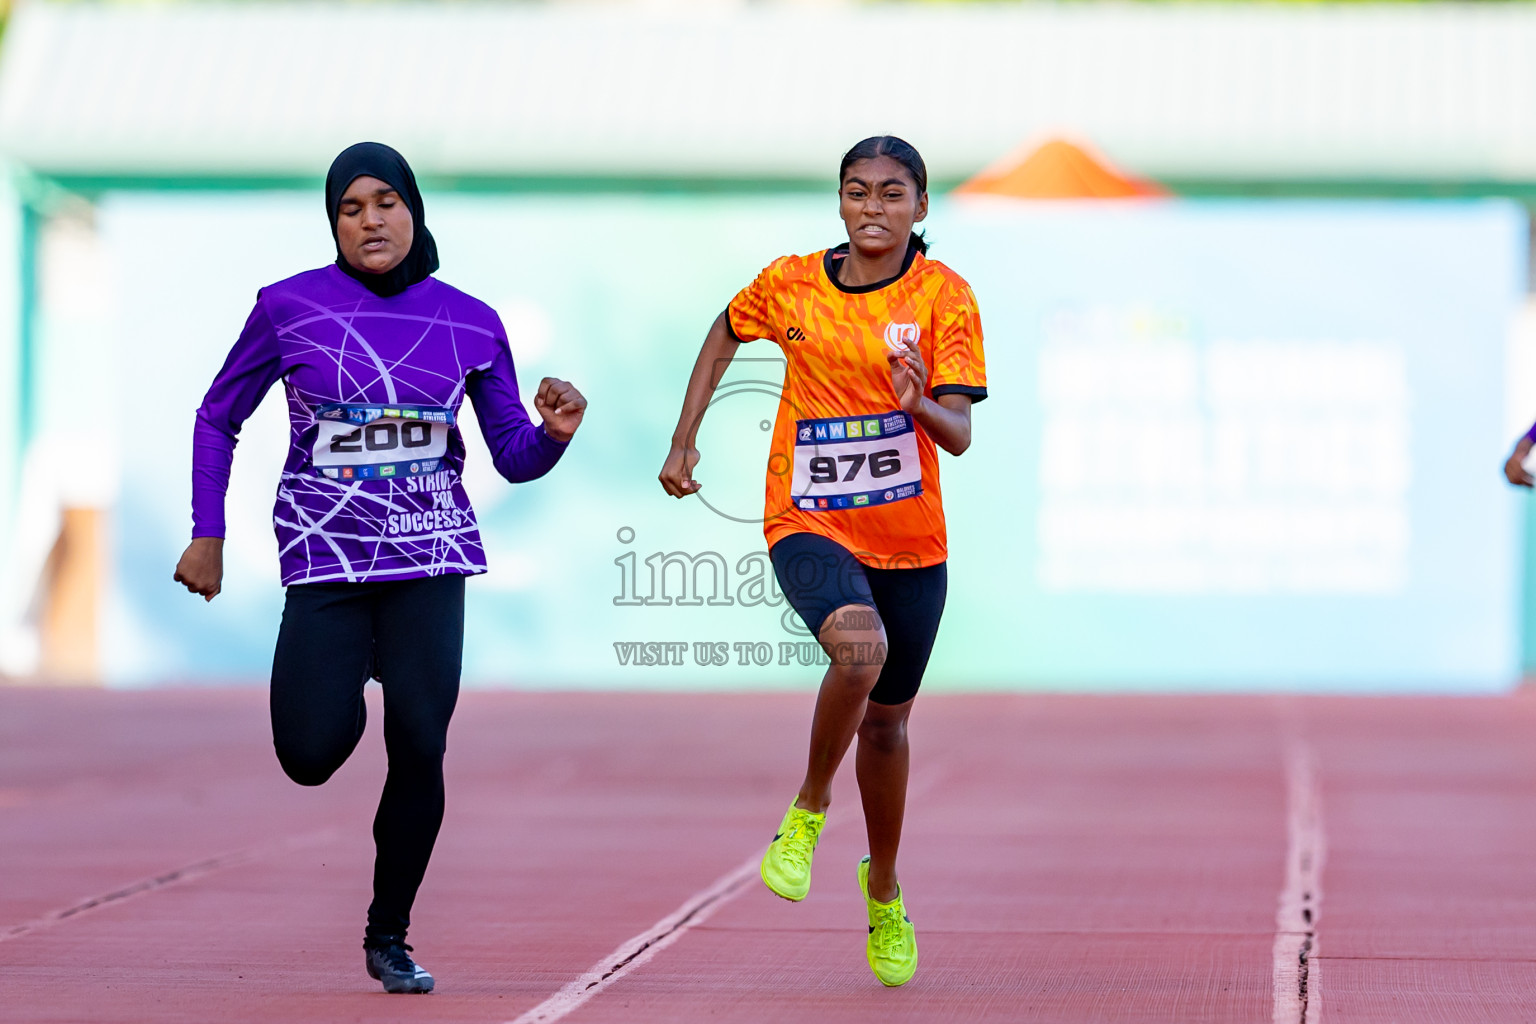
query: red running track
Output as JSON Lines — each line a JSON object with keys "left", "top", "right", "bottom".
{"left": 3, "top": 688, "right": 1535, "bottom": 1023}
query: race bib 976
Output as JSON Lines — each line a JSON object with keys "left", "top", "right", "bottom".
{"left": 311, "top": 403, "right": 454, "bottom": 481}
{"left": 790, "top": 411, "right": 922, "bottom": 511}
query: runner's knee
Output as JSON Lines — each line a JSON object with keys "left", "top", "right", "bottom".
{"left": 821, "top": 605, "right": 887, "bottom": 693}
{"left": 382, "top": 712, "right": 451, "bottom": 772}
{"left": 831, "top": 656, "right": 884, "bottom": 694}
{"left": 858, "top": 710, "right": 908, "bottom": 753}
{"left": 275, "top": 741, "right": 349, "bottom": 786}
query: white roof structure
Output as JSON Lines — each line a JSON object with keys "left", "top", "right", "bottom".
{"left": 2, "top": 1, "right": 1536, "bottom": 183}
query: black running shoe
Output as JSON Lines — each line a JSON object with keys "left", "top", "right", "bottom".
{"left": 364, "top": 941, "right": 434, "bottom": 994}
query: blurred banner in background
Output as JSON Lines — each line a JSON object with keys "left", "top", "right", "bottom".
{"left": 85, "top": 192, "right": 1528, "bottom": 690}
{"left": 0, "top": 1, "right": 1531, "bottom": 690}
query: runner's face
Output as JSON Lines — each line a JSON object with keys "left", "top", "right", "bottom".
{"left": 839, "top": 156, "right": 928, "bottom": 258}
{"left": 336, "top": 175, "right": 415, "bottom": 275}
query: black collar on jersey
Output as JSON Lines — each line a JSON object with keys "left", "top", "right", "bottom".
{"left": 823, "top": 241, "right": 919, "bottom": 295}
{"left": 325, "top": 142, "right": 440, "bottom": 298}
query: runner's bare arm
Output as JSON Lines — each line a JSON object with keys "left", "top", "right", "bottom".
{"left": 887, "top": 343, "right": 973, "bottom": 456}
{"left": 915, "top": 394, "right": 973, "bottom": 456}
{"left": 660, "top": 311, "right": 742, "bottom": 498}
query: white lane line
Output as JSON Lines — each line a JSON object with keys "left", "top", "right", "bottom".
{"left": 1272, "top": 734, "right": 1325, "bottom": 1024}
{"left": 506, "top": 850, "right": 762, "bottom": 1024}
{"left": 510, "top": 766, "right": 948, "bottom": 1024}
{"left": 1, "top": 828, "right": 338, "bottom": 943}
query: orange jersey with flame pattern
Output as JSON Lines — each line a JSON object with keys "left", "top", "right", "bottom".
{"left": 727, "top": 244, "right": 987, "bottom": 567}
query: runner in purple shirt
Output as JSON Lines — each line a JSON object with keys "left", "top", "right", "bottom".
{"left": 173, "top": 142, "right": 586, "bottom": 994}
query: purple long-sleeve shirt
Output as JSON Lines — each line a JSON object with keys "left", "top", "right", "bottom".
{"left": 192, "top": 264, "right": 567, "bottom": 586}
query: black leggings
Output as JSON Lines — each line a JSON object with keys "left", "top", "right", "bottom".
{"left": 270, "top": 572, "right": 465, "bottom": 944}
{"left": 769, "top": 533, "right": 947, "bottom": 706}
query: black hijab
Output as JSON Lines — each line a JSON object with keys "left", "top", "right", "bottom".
{"left": 324, "top": 142, "right": 440, "bottom": 298}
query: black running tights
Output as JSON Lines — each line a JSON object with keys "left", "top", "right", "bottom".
{"left": 269, "top": 572, "right": 465, "bottom": 944}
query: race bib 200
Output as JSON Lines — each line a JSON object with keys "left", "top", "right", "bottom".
{"left": 790, "top": 411, "right": 922, "bottom": 511}
{"left": 311, "top": 403, "right": 454, "bottom": 481}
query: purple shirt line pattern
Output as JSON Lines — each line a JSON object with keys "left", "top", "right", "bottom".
{"left": 192, "top": 264, "right": 567, "bottom": 586}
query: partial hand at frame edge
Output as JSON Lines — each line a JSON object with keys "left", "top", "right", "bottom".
{"left": 1506, "top": 436, "right": 1535, "bottom": 488}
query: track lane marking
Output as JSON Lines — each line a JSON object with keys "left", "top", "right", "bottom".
{"left": 1, "top": 828, "right": 338, "bottom": 943}
{"left": 1272, "top": 731, "right": 1324, "bottom": 1024}
{"left": 510, "top": 767, "right": 946, "bottom": 1024}
{"left": 506, "top": 849, "right": 762, "bottom": 1024}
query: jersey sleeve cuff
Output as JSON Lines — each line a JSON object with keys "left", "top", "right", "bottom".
{"left": 536, "top": 423, "right": 571, "bottom": 447}
{"left": 723, "top": 308, "right": 747, "bottom": 343}
{"left": 931, "top": 383, "right": 988, "bottom": 403}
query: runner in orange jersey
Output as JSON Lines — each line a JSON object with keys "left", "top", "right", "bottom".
{"left": 659, "top": 136, "right": 986, "bottom": 987}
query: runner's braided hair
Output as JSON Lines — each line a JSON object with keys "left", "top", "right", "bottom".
{"left": 839, "top": 136, "right": 929, "bottom": 255}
